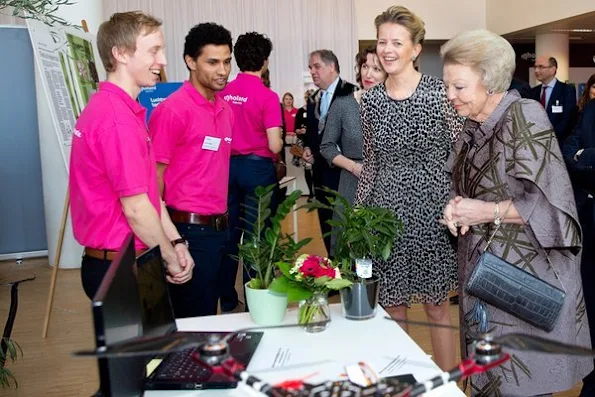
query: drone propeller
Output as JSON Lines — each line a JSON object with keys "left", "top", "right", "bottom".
{"left": 384, "top": 316, "right": 595, "bottom": 357}
{"left": 493, "top": 333, "right": 595, "bottom": 356}
{"left": 73, "top": 332, "right": 211, "bottom": 358}
{"left": 384, "top": 316, "right": 460, "bottom": 331}
{"left": 73, "top": 320, "right": 331, "bottom": 359}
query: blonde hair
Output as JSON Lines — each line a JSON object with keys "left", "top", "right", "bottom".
{"left": 97, "top": 11, "right": 162, "bottom": 73}
{"left": 440, "top": 29, "right": 515, "bottom": 93}
{"left": 374, "top": 5, "right": 425, "bottom": 45}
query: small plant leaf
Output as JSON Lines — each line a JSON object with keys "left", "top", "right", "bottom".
{"left": 326, "top": 278, "right": 353, "bottom": 290}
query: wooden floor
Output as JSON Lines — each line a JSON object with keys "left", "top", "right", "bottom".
{"left": 0, "top": 198, "right": 582, "bottom": 396}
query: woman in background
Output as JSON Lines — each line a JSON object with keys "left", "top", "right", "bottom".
{"left": 294, "top": 89, "right": 315, "bottom": 201}
{"left": 320, "top": 45, "right": 386, "bottom": 253}
{"left": 578, "top": 73, "right": 595, "bottom": 114}
{"left": 282, "top": 93, "right": 298, "bottom": 136}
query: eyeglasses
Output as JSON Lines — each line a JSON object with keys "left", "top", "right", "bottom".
{"left": 534, "top": 65, "right": 552, "bottom": 70}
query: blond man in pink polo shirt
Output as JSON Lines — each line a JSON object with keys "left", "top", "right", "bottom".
{"left": 149, "top": 23, "right": 234, "bottom": 318}
{"left": 218, "top": 32, "right": 284, "bottom": 312}
{"left": 69, "top": 11, "right": 194, "bottom": 300}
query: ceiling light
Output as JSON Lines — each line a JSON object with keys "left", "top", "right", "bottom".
{"left": 551, "top": 28, "right": 594, "bottom": 33}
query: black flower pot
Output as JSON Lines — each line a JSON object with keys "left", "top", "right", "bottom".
{"left": 340, "top": 275, "right": 380, "bottom": 320}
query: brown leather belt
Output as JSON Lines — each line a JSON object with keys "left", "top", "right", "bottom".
{"left": 84, "top": 247, "right": 145, "bottom": 261}
{"left": 167, "top": 208, "right": 229, "bottom": 231}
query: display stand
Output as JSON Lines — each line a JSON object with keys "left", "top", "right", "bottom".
{"left": 41, "top": 19, "right": 88, "bottom": 339}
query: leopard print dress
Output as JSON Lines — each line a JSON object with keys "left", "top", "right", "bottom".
{"left": 355, "top": 75, "right": 461, "bottom": 307}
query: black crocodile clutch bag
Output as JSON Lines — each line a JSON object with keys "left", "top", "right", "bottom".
{"left": 466, "top": 252, "right": 565, "bottom": 332}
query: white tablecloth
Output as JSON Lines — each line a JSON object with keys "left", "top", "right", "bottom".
{"left": 145, "top": 304, "right": 465, "bottom": 396}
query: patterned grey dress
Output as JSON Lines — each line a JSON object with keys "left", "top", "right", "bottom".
{"left": 320, "top": 93, "right": 363, "bottom": 254}
{"left": 355, "top": 75, "right": 460, "bottom": 307}
{"left": 447, "top": 90, "right": 592, "bottom": 396}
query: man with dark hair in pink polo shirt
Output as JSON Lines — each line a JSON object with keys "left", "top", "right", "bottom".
{"left": 69, "top": 11, "right": 194, "bottom": 300}
{"left": 218, "top": 31, "right": 284, "bottom": 313}
{"left": 149, "top": 23, "right": 234, "bottom": 318}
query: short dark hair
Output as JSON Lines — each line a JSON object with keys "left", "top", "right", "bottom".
{"left": 310, "top": 49, "right": 340, "bottom": 74}
{"left": 548, "top": 57, "right": 558, "bottom": 69}
{"left": 183, "top": 23, "right": 232, "bottom": 65}
{"left": 234, "top": 32, "right": 273, "bottom": 72}
{"left": 261, "top": 69, "right": 271, "bottom": 87}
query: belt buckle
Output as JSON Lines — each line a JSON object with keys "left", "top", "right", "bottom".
{"left": 215, "top": 214, "right": 228, "bottom": 231}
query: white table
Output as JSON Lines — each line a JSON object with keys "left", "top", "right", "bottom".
{"left": 145, "top": 305, "right": 465, "bottom": 396}
{"left": 278, "top": 176, "right": 299, "bottom": 241}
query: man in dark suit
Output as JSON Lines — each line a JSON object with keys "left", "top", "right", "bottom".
{"left": 530, "top": 56, "right": 577, "bottom": 144}
{"left": 302, "top": 49, "right": 356, "bottom": 255}
{"left": 562, "top": 98, "right": 595, "bottom": 397}
{"left": 508, "top": 77, "right": 531, "bottom": 98}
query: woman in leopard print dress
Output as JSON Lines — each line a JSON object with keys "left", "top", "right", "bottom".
{"left": 355, "top": 6, "right": 461, "bottom": 371}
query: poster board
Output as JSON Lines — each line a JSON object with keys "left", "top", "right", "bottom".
{"left": 27, "top": 19, "right": 104, "bottom": 168}
{"left": 0, "top": 26, "right": 47, "bottom": 258}
{"left": 27, "top": 19, "right": 105, "bottom": 268}
{"left": 137, "top": 82, "right": 183, "bottom": 122}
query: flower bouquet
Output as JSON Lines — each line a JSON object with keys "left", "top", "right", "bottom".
{"left": 270, "top": 254, "right": 352, "bottom": 332}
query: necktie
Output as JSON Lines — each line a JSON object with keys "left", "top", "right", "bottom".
{"left": 318, "top": 91, "right": 330, "bottom": 134}
{"left": 320, "top": 91, "right": 330, "bottom": 119}
{"left": 540, "top": 85, "right": 548, "bottom": 107}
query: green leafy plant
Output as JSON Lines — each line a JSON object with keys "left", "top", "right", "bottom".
{"left": 0, "top": 337, "right": 22, "bottom": 389}
{"left": 239, "top": 184, "right": 312, "bottom": 290}
{"left": 1, "top": 0, "right": 76, "bottom": 26}
{"left": 305, "top": 187, "right": 404, "bottom": 280}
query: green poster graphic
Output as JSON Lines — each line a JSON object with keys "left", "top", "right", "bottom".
{"left": 65, "top": 33, "right": 100, "bottom": 107}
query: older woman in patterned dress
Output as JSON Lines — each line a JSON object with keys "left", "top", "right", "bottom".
{"left": 441, "top": 29, "right": 592, "bottom": 396}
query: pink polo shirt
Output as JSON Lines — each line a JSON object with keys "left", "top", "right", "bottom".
{"left": 149, "top": 81, "right": 234, "bottom": 215}
{"left": 219, "top": 73, "right": 282, "bottom": 160}
{"left": 283, "top": 107, "right": 298, "bottom": 134}
{"left": 69, "top": 82, "right": 161, "bottom": 251}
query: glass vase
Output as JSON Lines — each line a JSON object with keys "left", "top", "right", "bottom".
{"left": 298, "top": 292, "right": 330, "bottom": 333}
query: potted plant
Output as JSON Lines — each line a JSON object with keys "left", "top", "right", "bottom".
{"left": 306, "top": 188, "right": 403, "bottom": 320}
{"left": 270, "top": 254, "right": 352, "bottom": 332}
{"left": 239, "top": 184, "right": 311, "bottom": 326}
{"left": 0, "top": 338, "right": 21, "bottom": 389}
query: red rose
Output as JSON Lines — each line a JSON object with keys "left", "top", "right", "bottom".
{"left": 298, "top": 255, "right": 336, "bottom": 279}
{"left": 299, "top": 257, "right": 320, "bottom": 277}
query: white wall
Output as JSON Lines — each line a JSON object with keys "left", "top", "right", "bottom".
{"left": 54, "top": 0, "right": 103, "bottom": 33}
{"left": 487, "top": 0, "right": 595, "bottom": 35}
{"left": 355, "top": 0, "right": 486, "bottom": 40}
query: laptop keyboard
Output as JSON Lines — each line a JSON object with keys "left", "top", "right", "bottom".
{"left": 156, "top": 348, "right": 211, "bottom": 381}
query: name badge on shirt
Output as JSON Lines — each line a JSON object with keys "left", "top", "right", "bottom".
{"left": 202, "top": 136, "right": 221, "bottom": 151}
{"left": 551, "top": 105, "right": 563, "bottom": 114}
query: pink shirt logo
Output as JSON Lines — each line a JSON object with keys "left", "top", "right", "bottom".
{"left": 223, "top": 94, "right": 248, "bottom": 104}
{"left": 219, "top": 73, "right": 282, "bottom": 160}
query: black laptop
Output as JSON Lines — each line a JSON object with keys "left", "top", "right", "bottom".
{"left": 135, "top": 246, "right": 263, "bottom": 391}
{"left": 92, "top": 234, "right": 146, "bottom": 397}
